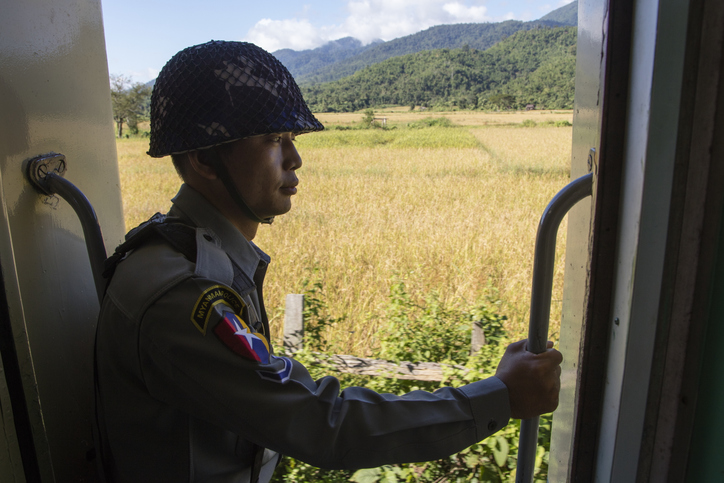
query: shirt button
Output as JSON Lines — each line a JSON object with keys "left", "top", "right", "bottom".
{"left": 487, "top": 419, "right": 497, "bottom": 432}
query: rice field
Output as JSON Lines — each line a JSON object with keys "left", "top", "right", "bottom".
{"left": 116, "top": 110, "right": 573, "bottom": 354}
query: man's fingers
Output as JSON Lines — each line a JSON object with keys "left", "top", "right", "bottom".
{"left": 510, "top": 339, "right": 527, "bottom": 352}
{"left": 495, "top": 338, "right": 564, "bottom": 418}
{"left": 546, "top": 347, "right": 563, "bottom": 365}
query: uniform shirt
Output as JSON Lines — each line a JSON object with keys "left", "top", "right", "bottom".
{"left": 95, "top": 184, "right": 511, "bottom": 483}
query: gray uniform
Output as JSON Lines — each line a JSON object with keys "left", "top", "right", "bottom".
{"left": 95, "top": 184, "right": 511, "bottom": 482}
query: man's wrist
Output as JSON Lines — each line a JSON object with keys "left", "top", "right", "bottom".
{"left": 459, "top": 376, "right": 511, "bottom": 438}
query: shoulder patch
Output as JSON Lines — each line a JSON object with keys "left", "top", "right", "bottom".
{"left": 214, "top": 312, "right": 270, "bottom": 364}
{"left": 192, "top": 285, "right": 245, "bottom": 334}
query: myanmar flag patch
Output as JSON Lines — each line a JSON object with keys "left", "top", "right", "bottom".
{"left": 214, "top": 312, "right": 270, "bottom": 364}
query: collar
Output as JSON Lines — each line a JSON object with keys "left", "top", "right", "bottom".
{"left": 169, "top": 184, "right": 270, "bottom": 282}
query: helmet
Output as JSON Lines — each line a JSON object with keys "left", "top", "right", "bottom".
{"left": 148, "top": 40, "right": 323, "bottom": 157}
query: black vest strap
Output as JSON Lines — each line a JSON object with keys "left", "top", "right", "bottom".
{"left": 102, "top": 213, "right": 197, "bottom": 281}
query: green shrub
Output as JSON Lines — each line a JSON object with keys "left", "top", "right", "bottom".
{"left": 407, "top": 117, "right": 455, "bottom": 129}
{"left": 362, "top": 109, "right": 376, "bottom": 125}
{"left": 272, "top": 281, "right": 552, "bottom": 483}
{"left": 295, "top": 126, "right": 480, "bottom": 149}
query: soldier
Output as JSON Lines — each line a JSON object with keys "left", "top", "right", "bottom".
{"left": 95, "top": 40, "right": 562, "bottom": 482}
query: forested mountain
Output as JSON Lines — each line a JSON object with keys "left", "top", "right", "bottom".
{"left": 273, "top": 37, "right": 380, "bottom": 82}
{"left": 291, "top": 19, "right": 573, "bottom": 85}
{"left": 300, "top": 26, "right": 577, "bottom": 112}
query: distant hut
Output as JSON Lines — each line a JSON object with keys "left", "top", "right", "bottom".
{"left": 526, "top": 104, "right": 536, "bottom": 111}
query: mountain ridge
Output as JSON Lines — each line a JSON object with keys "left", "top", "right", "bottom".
{"left": 300, "top": 26, "right": 577, "bottom": 112}
{"left": 274, "top": 1, "right": 578, "bottom": 85}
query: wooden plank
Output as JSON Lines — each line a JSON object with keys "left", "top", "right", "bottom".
{"left": 309, "top": 354, "right": 470, "bottom": 382}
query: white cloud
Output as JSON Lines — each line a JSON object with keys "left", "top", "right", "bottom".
{"left": 246, "top": 18, "right": 327, "bottom": 52}
{"left": 243, "top": 0, "right": 508, "bottom": 52}
{"left": 146, "top": 68, "right": 159, "bottom": 82}
{"left": 442, "top": 2, "right": 489, "bottom": 21}
{"left": 340, "top": 0, "right": 495, "bottom": 44}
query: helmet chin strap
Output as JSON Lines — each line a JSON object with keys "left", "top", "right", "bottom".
{"left": 208, "top": 151, "right": 275, "bottom": 225}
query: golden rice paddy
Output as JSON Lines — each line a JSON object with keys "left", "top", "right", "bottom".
{"left": 116, "top": 110, "right": 573, "bottom": 355}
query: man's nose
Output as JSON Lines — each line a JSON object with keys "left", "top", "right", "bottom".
{"left": 284, "top": 138, "right": 302, "bottom": 170}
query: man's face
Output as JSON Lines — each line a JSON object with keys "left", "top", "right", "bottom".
{"left": 222, "top": 132, "right": 302, "bottom": 220}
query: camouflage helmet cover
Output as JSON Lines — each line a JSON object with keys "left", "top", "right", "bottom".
{"left": 148, "top": 40, "right": 324, "bottom": 157}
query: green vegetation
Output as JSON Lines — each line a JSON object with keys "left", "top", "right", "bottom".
{"left": 301, "top": 27, "right": 577, "bottom": 112}
{"left": 407, "top": 117, "right": 455, "bottom": 129}
{"left": 271, "top": 280, "right": 552, "bottom": 483}
{"left": 297, "top": 126, "right": 480, "bottom": 149}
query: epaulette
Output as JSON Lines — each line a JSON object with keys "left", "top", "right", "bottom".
{"left": 102, "top": 213, "right": 197, "bottom": 281}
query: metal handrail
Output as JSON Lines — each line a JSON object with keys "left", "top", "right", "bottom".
{"left": 24, "top": 153, "right": 108, "bottom": 303}
{"left": 516, "top": 173, "right": 593, "bottom": 482}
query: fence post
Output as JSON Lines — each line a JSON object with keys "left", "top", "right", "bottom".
{"left": 284, "top": 294, "right": 305, "bottom": 352}
{"left": 471, "top": 320, "right": 486, "bottom": 355}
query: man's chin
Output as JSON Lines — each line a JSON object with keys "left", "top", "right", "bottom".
{"left": 260, "top": 203, "right": 292, "bottom": 219}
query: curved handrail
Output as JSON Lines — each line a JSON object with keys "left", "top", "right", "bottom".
{"left": 24, "top": 153, "right": 108, "bottom": 303}
{"left": 516, "top": 173, "right": 593, "bottom": 482}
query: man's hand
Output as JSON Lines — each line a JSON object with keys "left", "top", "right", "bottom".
{"left": 494, "top": 339, "right": 562, "bottom": 419}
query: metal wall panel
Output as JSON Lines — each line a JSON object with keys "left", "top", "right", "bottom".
{"left": 548, "top": 0, "right": 602, "bottom": 478}
{"left": 0, "top": 0, "right": 125, "bottom": 480}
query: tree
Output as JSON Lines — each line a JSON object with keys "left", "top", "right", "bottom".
{"left": 361, "top": 108, "right": 375, "bottom": 125}
{"left": 110, "top": 74, "right": 152, "bottom": 138}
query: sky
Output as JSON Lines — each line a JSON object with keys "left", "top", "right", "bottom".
{"left": 102, "top": 0, "right": 574, "bottom": 84}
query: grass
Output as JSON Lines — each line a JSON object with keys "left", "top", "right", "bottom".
{"left": 117, "top": 110, "right": 573, "bottom": 354}
{"left": 298, "top": 126, "right": 482, "bottom": 148}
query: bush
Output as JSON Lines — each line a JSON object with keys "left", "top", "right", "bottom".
{"left": 362, "top": 109, "right": 376, "bottom": 126}
{"left": 407, "top": 117, "right": 455, "bottom": 129}
{"left": 295, "top": 126, "right": 479, "bottom": 149}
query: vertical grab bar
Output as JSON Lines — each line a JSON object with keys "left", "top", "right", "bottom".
{"left": 516, "top": 173, "right": 593, "bottom": 483}
{"left": 24, "top": 153, "right": 108, "bottom": 304}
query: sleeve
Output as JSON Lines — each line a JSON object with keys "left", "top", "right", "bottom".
{"left": 138, "top": 276, "right": 511, "bottom": 470}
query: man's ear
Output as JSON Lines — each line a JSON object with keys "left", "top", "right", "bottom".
{"left": 187, "top": 150, "right": 218, "bottom": 180}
